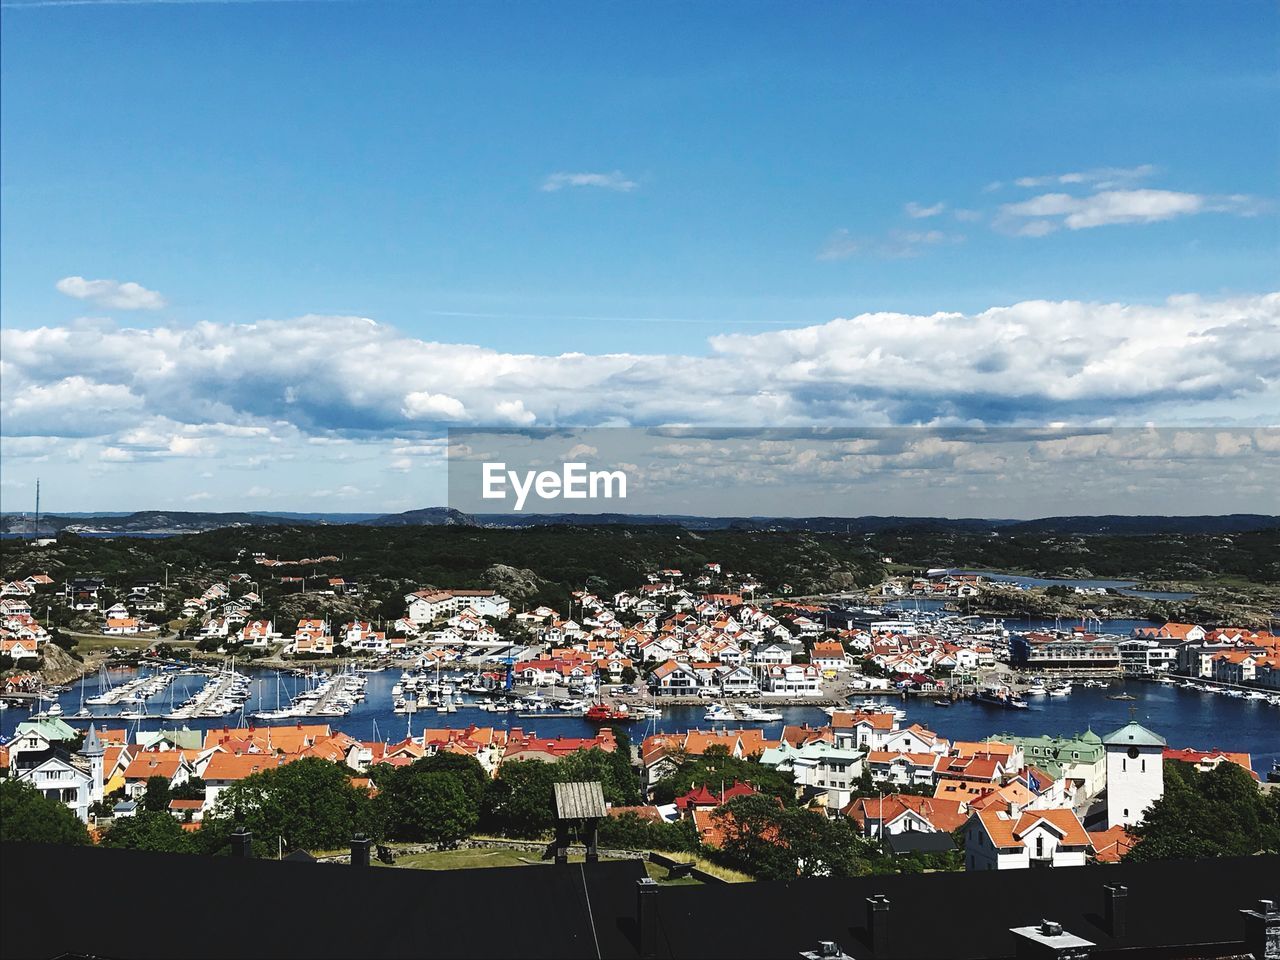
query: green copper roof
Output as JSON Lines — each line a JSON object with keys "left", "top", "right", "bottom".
{"left": 1102, "top": 722, "right": 1167, "bottom": 748}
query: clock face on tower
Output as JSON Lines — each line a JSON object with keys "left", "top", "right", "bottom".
{"left": 1127, "top": 746, "right": 1140, "bottom": 760}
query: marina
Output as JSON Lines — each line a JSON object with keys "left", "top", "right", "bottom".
{"left": 3, "top": 664, "right": 1276, "bottom": 777}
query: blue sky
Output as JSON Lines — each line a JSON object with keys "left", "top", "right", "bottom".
{"left": 1, "top": 0, "right": 1277, "bottom": 513}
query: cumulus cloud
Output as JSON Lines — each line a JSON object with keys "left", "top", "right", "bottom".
{"left": 540, "top": 171, "right": 637, "bottom": 193}
{"left": 2, "top": 295, "right": 1277, "bottom": 444}
{"left": 402, "top": 392, "right": 467, "bottom": 421}
{"left": 56, "top": 276, "right": 167, "bottom": 310}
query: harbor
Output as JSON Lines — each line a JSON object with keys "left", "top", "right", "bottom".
{"left": 4, "top": 664, "right": 1277, "bottom": 777}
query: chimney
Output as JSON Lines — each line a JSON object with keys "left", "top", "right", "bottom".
{"left": 800, "top": 941, "right": 852, "bottom": 959}
{"left": 866, "top": 894, "right": 890, "bottom": 957}
{"left": 350, "top": 834, "right": 371, "bottom": 868}
{"left": 1103, "top": 884, "right": 1128, "bottom": 939}
{"left": 230, "top": 826, "right": 252, "bottom": 859}
{"left": 636, "top": 877, "right": 658, "bottom": 959}
{"left": 1241, "top": 899, "right": 1280, "bottom": 960}
{"left": 1010, "top": 920, "right": 1093, "bottom": 959}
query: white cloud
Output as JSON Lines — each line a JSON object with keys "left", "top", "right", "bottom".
{"left": 820, "top": 228, "right": 962, "bottom": 260}
{"left": 1012, "top": 164, "right": 1156, "bottom": 189}
{"left": 56, "top": 276, "right": 167, "bottom": 310}
{"left": 2, "top": 295, "right": 1277, "bottom": 447}
{"left": 540, "top": 171, "right": 637, "bottom": 193}
{"left": 402, "top": 392, "right": 467, "bottom": 421}
{"left": 904, "top": 201, "right": 946, "bottom": 219}
{"left": 997, "top": 189, "right": 1264, "bottom": 233}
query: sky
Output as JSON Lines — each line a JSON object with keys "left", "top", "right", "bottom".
{"left": 1, "top": 0, "right": 1277, "bottom": 515}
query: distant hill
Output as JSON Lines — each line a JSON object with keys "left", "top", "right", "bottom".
{"left": 2, "top": 509, "right": 1274, "bottom": 537}
{"left": 361, "top": 508, "right": 475, "bottom": 526}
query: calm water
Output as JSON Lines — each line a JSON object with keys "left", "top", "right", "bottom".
{"left": 940, "top": 569, "right": 1194, "bottom": 600}
{"left": 5, "top": 667, "right": 1276, "bottom": 776}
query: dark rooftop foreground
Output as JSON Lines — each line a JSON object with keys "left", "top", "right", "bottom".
{"left": 1, "top": 842, "right": 1276, "bottom": 959}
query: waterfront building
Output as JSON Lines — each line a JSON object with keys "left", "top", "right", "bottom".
{"left": 1009, "top": 630, "right": 1121, "bottom": 672}
{"left": 1118, "top": 636, "right": 1179, "bottom": 675}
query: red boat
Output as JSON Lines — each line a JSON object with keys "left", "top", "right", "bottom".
{"left": 583, "top": 703, "right": 637, "bottom": 722}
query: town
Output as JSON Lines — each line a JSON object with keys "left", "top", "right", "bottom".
{"left": 4, "top": 550, "right": 1277, "bottom": 894}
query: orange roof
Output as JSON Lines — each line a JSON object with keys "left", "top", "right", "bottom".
{"left": 844, "top": 794, "right": 966, "bottom": 833}
{"left": 203, "top": 753, "right": 283, "bottom": 782}
{"left": 954, "top": 740, "right": 1015, "bottom": 760}
{"left": 123, "top": 752, "right": 186, "bottom": 782}
{"left": 975, "top": 807, "right": 1091, "bottom": 849}
{"left": 1089, "top": 825, "right": 1138, "bottom": 863}
{"left": 934, "top": 778, "right": 990, "bottom": 802}
{"left": 831, "top": 711, "right": 895, "bottom": 730}
{"left": 202, "top": 723, "right": 331, "bottom": 754}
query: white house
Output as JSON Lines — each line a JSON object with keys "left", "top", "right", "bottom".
{"left": 764, "top": 664, "right": 822, "bottom": 696}
{"left": 650, "top": 660, "right": 701, "bottom": 697}
{"left": 964, "top": 808, "right": 1092, "bottom": 871}
{"left": 12, "top": 725, "right": 103, "bottom": 823}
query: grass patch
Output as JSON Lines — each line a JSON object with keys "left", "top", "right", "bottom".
{"left": 655, "top": 851, "right": 753, "bottom": 883}
{"left": 71, "top": 635, "right": 161, "bottom": 653}
{"left": 381, "top": 847, "right": 547, "bottom": 871}
{"left": 374, "top": 845, "right": 706, "bottom": 884}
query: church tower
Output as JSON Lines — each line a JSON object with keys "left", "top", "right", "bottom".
{"left": 79, "top": 723, "right": 105, "bottom": 804}
{"left": 1103, "top": 721, "right": 1166, "bottom": 829}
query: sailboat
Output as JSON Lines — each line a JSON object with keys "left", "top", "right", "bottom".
{"left": 70, "top": 674, "right": 92, "bottom": 719}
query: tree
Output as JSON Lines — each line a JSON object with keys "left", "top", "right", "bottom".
{"left": 1127, "top": 761, "right": 1280, "bottom": 862}
{"left": 142, "top": 776, "right": 172, "bottom": 812}
{"left": 598, "top": 812, "right": 698, "bottom": 852}
{"left": 171, "top": 776, "right": 206, "bottom": 801}
{"left": 650, "top": 751, "right": 795, "bottom": 806}
{"left": 375, "top": 766, "right": 479, "bottom": 843}
{"left": 0, "top": 779, "right": 91, "bottom": 846}
{"left": 555, "top": 747, "right": 641, "bottom": 807}
{"left": 406, "top": 752, "right": 488, "bottom": 808}
{"left": 619, "top": 665, "right": 638, "bottom": 685}
{"left": 102, "top": 810, "right": 196, "bottom": 854}
{"left": 712, "top": 795, "right": 871, "bottom": 880}
{"left": 204, "top": 758, "right": 375, "bottom": 853}
{"left": 481, "top": 760, "right": 558, "bottom": 838}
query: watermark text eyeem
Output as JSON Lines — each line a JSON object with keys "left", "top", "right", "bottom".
{"left": 481, "top": 462, "right": 628, "bottom": 511}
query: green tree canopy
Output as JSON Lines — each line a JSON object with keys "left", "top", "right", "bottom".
{"left": 0, "top": 779, "right": 91, "bottom": 846}
{"left": 480, "top": 760, "right": 558, "bottom": 839}
{"left": 712, "top": 794, "right": 872, "bottom": 880}
{"left": 142, "top": 776, "right": 172, "bottom": 812}
{"left": 650, "top": 749, "right": 795, "bottom": 806}
{"left": 204, "top": 757, "right": 375, "bottom": 853}
{"left": 375, "top": 767, "right": 479, "bottom": 843}
{"left": 1127, "top": 761, "right": 1280, "bottom": 862}
{"left": 102, "top": 810, "right": 197, "bottom": 854}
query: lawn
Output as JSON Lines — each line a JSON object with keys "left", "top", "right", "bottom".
{"left": 380, "top": 847, "right": 542, "bottom": 871}
{"left": 70, "top": 634, "right": 161, "bottom": 653}
{"left": 381, "top": 846, "right": 702, "bottom": 884}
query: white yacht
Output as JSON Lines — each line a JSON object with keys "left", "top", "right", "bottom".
{"left": 703, "top": 703, "right": 736, "bottom": 723}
